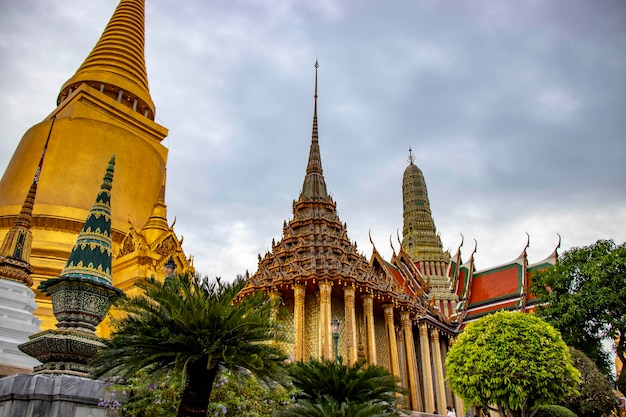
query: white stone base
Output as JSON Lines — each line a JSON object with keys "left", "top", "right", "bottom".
{"left": 0, "top": 279, "right": 42, "bottom": 375}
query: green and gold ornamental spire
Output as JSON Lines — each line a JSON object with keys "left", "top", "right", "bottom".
{"left": 19, "top": 156, "right": 124, "bottom": 377}
{"left": 53, "top": 156, "right": 116, "bottom": 287}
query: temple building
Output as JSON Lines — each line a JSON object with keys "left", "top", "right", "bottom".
{"left": 236, "top": 63, "right": 559, "bottom": 412}
{"left": 0, "top": 0, "right": 192, "bottom": 338}
{"left": 0, "top": 0, "right": 561, "bottom": 411}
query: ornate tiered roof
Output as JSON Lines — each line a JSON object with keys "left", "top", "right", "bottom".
{"left": 237, "top": 63, "right": 422, "bottom": 313}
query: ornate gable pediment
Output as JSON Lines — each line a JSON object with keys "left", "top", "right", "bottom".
{"left": 115, "top": 224, "right": 143, "bottom": 259}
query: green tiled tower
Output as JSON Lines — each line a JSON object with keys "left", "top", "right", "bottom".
{"left": 19, "top": 156, "right": 124, "bottom": 377}
{"left": 401, "top": 148, "right": 457, "bottom": 321}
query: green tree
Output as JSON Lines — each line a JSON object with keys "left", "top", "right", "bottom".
{"left": 93, "top": 273, "right": 287, "bottom": 417}
{"left": 276, "top": 358, "right": 403, "bottom": 416}
{"left": 531, "top": 239, "right": 626, "bottom": 379}
{"left": 559, "top": 347, "right": 617, "bottom": 417}
{"left": 445, "top": 311, "right": 580, "bottom": 417}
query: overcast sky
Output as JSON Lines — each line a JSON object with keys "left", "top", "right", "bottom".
{"left": 1, "top": 0, "right": 625, "bottom": 279}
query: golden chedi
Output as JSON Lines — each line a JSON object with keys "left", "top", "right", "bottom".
{"left": 0, "top": 0, "right": 190, "bottom": 334}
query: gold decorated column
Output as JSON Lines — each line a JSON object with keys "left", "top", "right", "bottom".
{"left": 293, "top": 284, "right": 306, "bottom": 361}
{"left": 419, "top": 322, "right": 435, "bottom": 413}
{"left": 431, "top": 328, "right": 447, "bottom": 412}
{"left": 362, "top": 293, "right": 377, "bottom": 365}
{"left": 401, "top": 311, "right": 422, "bottom": 411}
{"left": 383, "top": 304, "right": 401, "bottom": 379}
{"left": 343, "top": 286, "right": 357, "bottom": 365}
{"left": 269, "top": 290, "right": 280, "bottom": 322}
{"left": 319, "top": 281, "right": 333, "bottom": 360}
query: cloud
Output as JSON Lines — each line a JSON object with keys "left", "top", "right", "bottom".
{"left": 1, "top": 0, "right": 625, "bottom": 279}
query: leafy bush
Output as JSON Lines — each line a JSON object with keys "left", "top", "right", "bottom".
{"left": 533, "top": 405, "right": 577, "bottom": 417}
{"left": 207, "top": 370, "right": 295, "bottom": 416}
{"left": 560, "top": 348, "right": 617, "bottom": 417}
{"left": 98, "top": 371, "right": 180, "bottom": 417}
{"left": 99, "top": 369, "right": 294, "bottom": 417}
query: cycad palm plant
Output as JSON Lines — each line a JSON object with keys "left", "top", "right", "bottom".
{"left": 277, "top": 396, "right": 398, "bottom": 417}
{"left": 277, "top": 358, "right": 403, "bottom": 416}
{"left": 93, "top": 273, "right": 286, "bottom": 417}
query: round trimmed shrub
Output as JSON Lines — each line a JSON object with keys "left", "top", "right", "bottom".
{"left": 533, "top": 405, "right": 577, "bottom": 417}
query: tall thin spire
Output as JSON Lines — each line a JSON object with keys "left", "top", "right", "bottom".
{"left": 0, "top": 118, "right": 55, "bottom": 286}
{"left": 300, "top": 60, "right": 328, "bottom": 200}
{"left": 57, "top": 0, "right": 155, "bottom": 119}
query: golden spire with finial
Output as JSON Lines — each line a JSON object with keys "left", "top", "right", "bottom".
{"left": 301, "top": 60, "right": 328, "bottom": 200}
{"left": 57, "top": 0, "right": 155, "bottom": 119}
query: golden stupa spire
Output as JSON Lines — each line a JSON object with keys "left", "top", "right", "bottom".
{"left": 57, "top": 0, "right": 155, "bottom": 119}
{"left": 300, "top": 60, "right": 328, "bottom": 200}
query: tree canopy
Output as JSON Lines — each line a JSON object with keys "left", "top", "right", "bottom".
{"left": 560, "top": 347, "right": 617, "bottom": 417}
{"left": 445, "top": 311, "right": 580, "bottom": 417}
{"left": 531, "top": 239, "right": 626, "bottom": 378}
{"left": 93, "top": 273, "right": 287, "bottom": 417}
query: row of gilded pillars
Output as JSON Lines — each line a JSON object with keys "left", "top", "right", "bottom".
{"left": 285, "top": 281, "right": 464, "bottom": 412}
